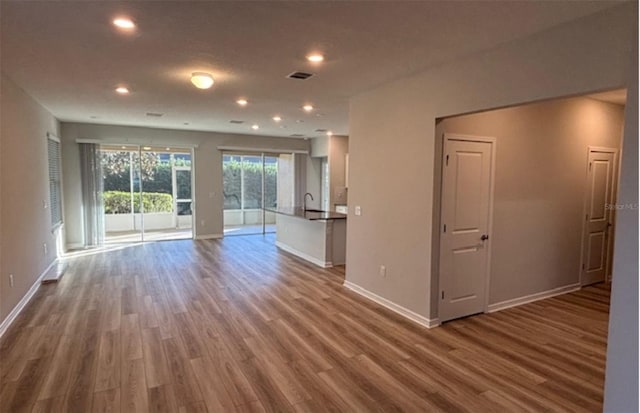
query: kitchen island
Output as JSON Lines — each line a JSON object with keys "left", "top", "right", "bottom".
{"left": 266, "top": 207, "right": 346, "bottom": 268}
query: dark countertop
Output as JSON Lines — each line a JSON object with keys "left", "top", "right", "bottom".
{"left": 265, "top": 207, "right": 347, "bottom": 221}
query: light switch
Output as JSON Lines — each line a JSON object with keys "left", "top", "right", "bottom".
{"left": 355, "top": 206, "right": 362, "bottom": 216}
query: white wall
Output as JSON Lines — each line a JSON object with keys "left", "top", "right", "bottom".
{"left": 603, "top": 17, "right": 638, "bottom": 412}
{"left": 311, "top": 136, "right": 329, "bottom": 158}
{"left": 0, "top": 74, "right": 61, "bottom": 322}
{"left": 328, "top": 135, "right": 349, "bottom": 208}
{"left": 61, "top": 123, "right": 309, "bottom": 245}
{"left": 347, "top": 4, "right": 636, "bottom": 410}
{"left": 305, "top": 156, "right": 322, "bottom": 210}
{"left": 309, "top": 135, "right": 349, "bottom": 210}
{"left": 436, "top": 96, "right": 623, "bottom": 310}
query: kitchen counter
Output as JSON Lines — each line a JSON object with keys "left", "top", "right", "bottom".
{"left": 265, "top": 206, "right": 346, "bottom": 221}
{"left": 266, "top": 207, "right": 346, "bottom": 267}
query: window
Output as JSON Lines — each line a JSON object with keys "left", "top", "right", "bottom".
{"left": 47, "top": 134, "right": 62, "bottom": 227}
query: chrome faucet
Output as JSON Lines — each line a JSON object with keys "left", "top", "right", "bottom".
{"left": 303, "top": 192, "right": 314, "bottom": 211}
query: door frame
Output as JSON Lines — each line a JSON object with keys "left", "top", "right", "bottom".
{"left": 438, "top": 133, "right": 497, "bottom": 320}
{"left": 172, "top": 165, "right": 193, "bottom": 230}
{"left": 579, "top": 146, "right": 618, "bottom": 285}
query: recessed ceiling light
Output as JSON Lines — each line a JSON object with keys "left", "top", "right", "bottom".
{"left": 190, "top": 72, "right": 214, "bottom": 89}
{"left": 302, "top": 105, "right": 314, "bottom": 112}
{"left": 272, "top": 116, "right": 282, "bottom": 122}
{"left": 121, "top": 146, "right": 126, "bottom": 149}
{"left": 307, "top": 54, "right": 324, "bottom": 63}
{"left": 252, "top": 124, "right": 259, "bottom": 130}
{"left": 326, "top": 131, "right": 333, "bottom": 136}
{"left": 165, "top": 147, "right": 171, "bottom": 151}
{"left": 115, "top": 87, "right": 129, "bottom": 95}
{"left": 113, "top": 18, "right": 135, "bottom": 30}
{"left": 143, "top": 146, "right": 151, "bottom": 150}
{"left": 237, "top": 99, "right": 248, "bottom": 106}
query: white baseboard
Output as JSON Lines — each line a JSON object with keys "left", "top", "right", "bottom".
{"left": 488, "top": 283, "right": 581, "bottom": 313}
{"left": 276, "top": 241, "right": 332, "bottom": 268}
{"left": 343, "top": 280, "right": 439, "bottom": 328}
{"left": 195, "top": 233, "right": 223, "bottom": 240}
{"left": 0, "top": 259, "right": 56, "bottom": 338}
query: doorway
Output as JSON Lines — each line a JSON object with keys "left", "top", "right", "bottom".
{"left": 101, "top": 145, "right": 194, "bottom": 243}
{"left": 435, "top": 91, "right": 625, "bottom": 324}
{"left": 438, "top": 135, "right": 496, "bottom": 323}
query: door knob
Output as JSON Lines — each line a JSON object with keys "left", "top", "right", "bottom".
{"left": 480, "top": 234, "right": 489, "bottom": 241}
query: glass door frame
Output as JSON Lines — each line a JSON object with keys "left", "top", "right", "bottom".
{"left": 101, "top": 144, "right": 195, "bottom": 243}
{"left": 222, "top": 150, "right": 284, "bottom": 236}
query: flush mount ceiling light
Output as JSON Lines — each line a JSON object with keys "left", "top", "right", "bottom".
{"left": 272, "top": 116, "right": 282, "bottom": 122}
{"left": 236, "top": 99, "right": 248, "bottom": 106}
{"left": 113, "top": 18, "right": 135, "bottom": 30}
{"left": 251, "top": 124, "right": 259, "bottom": 130}
{"left": 306, "top": 54, "right": 324, "bottom": 63}
{"left": 190, "top": 72, "right": 214, "bottom": 89}
{"left": 302, "top": 105, "right": 314, "bottom": 112}
{"left": 115, "top": 86, "right": 130, "bottom": 95}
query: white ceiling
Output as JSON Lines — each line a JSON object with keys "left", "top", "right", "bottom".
{"left": 0, "top": 1, "right": 620, "bottom": 139}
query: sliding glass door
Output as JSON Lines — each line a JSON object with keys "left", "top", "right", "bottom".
{"left": 223, "top": 152, "right": 288, "bottom": 236}
{"left": 101, "top": 145, "right": 193, "bottom": 243}
{"left": 101, "top": 146, "right": 143, "bottom": 243}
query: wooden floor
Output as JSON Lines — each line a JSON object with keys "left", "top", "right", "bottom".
{"left": 0, "top": 235, "right": 610, "bottom": 412}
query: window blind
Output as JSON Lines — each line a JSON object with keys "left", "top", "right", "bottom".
{"left": 47, "top": 136, "right": 62, "bottom": 227}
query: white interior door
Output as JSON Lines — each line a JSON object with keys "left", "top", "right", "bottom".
{"left": 439, "top": 137, "right": 494, "bottom": 323}
{"left": 581, "top": 149, "right": 616, "bottom": 286}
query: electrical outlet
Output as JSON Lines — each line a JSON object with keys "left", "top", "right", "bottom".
{"left": 43, "top": 243, "right": 48, "bottom": 255}
{"left": 379, "top": 265, "right": 386, "bottom": 277}
{"left": 355, "top": 206, "right": 362, "bottom": 216}
{"left": 9, "top": 274, "right": 14, "bottom": 287}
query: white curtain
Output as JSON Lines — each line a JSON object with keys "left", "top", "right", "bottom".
{"left": 80, "top": 143, "right": 104, "bottom": 246}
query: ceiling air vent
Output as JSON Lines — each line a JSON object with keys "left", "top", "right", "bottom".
{"left": 290, "top": 134, "right": 305, "bottom": 137}
{"left": 146, "top": 112, "right": 164, "bottom": 117}
{"left": 229, "top": 120, "right": 245, "bottom": 124}
{"left": 287, "top": 71, "right": 314, "bottom": 80}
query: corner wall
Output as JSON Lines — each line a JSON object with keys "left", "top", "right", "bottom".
{"left": 346, "top": 3, "right": 636, "bottom": 411}
{"left": 60, "top": 122, "right": 310, "bottom": 246}
{"left": 435, "top": 96, "right": 623, "bottom": 311}
{"left": 0, "top": 74, "right": 61, "bottom": 323}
